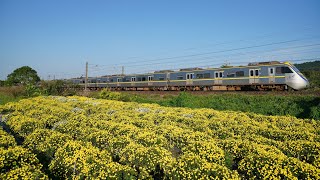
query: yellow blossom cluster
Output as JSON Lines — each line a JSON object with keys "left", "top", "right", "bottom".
{"left": 0, "top": 128, "right": 47, "bottom": 179}
{"left": 0, "top": 96, "right": 319, "bottom": 179}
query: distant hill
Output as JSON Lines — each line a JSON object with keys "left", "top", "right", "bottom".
{"left": 295, "top": 61, "right": 320, "bottom": 71}
{"left": 295, "top": 60, "right": 320, "bottom": 88}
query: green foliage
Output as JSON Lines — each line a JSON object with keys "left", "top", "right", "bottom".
{"left": 0, "top": 93, "right": 20, "bottom": 106}
{"left": 295, "top": 61, "right": 320, "bottom": 71}
{"left": 99, "top": 89, "right": 131, "bottom": 101}
{"left": 310, "top": 106, "right": 320, "bottom": 120}
{"left": 99, "top": 89, "right": 121, "bottom": 100}
{"left": 39, "top": 80, "right": 79, "bottom": 96}
{"left": 6, "top": 66, "right": 40, "bottom": 86}
{"left": 295, "top": 60, "right": 320, "bottom": 88}
{"left": 116, "top": 92, "right": 320, "bottom": 120}
{"left": 25, "top": 84, "right": 42, "bottom": 97}
{"left": 302, "top": 70, "right": 320, "bottom": 88}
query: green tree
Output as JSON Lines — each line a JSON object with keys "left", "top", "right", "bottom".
{"left": 6, "top": 66, "right": 40, "bottom": 86}
{"left": 0, "top": 80, "right": 5, "bottom": 87}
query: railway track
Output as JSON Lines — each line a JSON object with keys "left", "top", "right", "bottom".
{"left": 118, "top": 90, "right": 320, "bottom": 96}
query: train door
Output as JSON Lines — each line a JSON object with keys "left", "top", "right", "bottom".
{"left": 268, "top": 67, "right": 275, "bottom": 83}
{"left": 166, "top": 73, "right": 171, "bottom": 89}
{"left": 214, "top": 71, "right": 223, "bottom": 84}
{"left": 186, "top": 73, "right": 194, "bottom": 85}
{"left": 148, "top": 76, "right": 153, "bottom": 86}
{"left": 131, "top": 77, "right": 136, "bottom": 86}
{"left": 117, "top": 78, "right": 122, "bottom": 87}
{"left": 249, "top": 69, "right": 260, "bottom": 84}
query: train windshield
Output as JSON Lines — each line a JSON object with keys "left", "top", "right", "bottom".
{"left": 290, "top": 65, "right": 301, "bottom": 73}
{"left": 290, "top": 64, "right": 308, "bottom": 81}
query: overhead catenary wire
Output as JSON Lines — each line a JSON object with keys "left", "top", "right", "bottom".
{"left": 83, "top": 30, "right": 320, "bottom": 78}
{"left": 109, "top": 43, "right": 320, "bottom": 69}
{"left": 87, "top": 42, "right": 320, "bottom": 75}
{"left": 90, "top": 26, "right": 318, "bottom": 68}
{"left": 91, "top": 35, "right": 319, "bottom": 68}
{"left": 131, "top": 57, "right": 320, "bottom": 74}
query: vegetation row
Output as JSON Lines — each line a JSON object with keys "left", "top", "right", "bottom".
{"left": 97, "top": 90, "right": 320, "bottom": 120}
{"left": 0, "top": 96, "right": 319, "bottom": 179}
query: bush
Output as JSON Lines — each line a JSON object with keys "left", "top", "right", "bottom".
{"left": 0, "top": 146, "right": 47, "bottom": 179}
{"left": 114, "top": 92, "right": 320, "bottom": 120}
{"left": 99, "top": 89, "right": 121, "bottom": 100}
{"left": 39, "top": 80, "right": 79, "bottom": 96}
{"left": 0, "top": 86, "right": 25, "bottom": 98}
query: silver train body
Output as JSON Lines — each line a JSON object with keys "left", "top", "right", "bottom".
{"left": 71, "top": 61, "right": 309, "bottom": 91}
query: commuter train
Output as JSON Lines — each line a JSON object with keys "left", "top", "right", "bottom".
{"left": 71, "top": 61, "right": 309, "bottom": 91}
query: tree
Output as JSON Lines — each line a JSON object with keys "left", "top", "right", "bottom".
{"left": 0, "top": 80, "right": 5, "bottom": 87}
{"left": 6, "top": 66, "right": 40, "bottom": 86}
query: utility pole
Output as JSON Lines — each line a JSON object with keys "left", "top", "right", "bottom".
{"left": 85, "top": 62, "right": 88, "bottom": 91}
{"left": 121, "top": 66, "right": 124, "bottom": 76}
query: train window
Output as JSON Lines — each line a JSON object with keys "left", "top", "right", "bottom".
{"left": 110, "top": 79, "right": 113, "bottom": 82}
{"left": 227, "top": 73, "right": 235, "bottom": 77}
{"left": 196, "top": 74, "right": 204, "bottom": 79}
{"left": 276, "top": 67, "right": 293, "bottom": 74}
{"left": 219, "top": 72, "right": 223, "bottom": 78}
{"left": 159, "top": 77, "right": 165, "bottom": 81}
{"left": 131, "top": 77, "right": 136, "bottom": 82}
{"left": 187, "top": 73, "right": 194, "bottom": 79}
{"left": 204, "top": 73, "right": 210, "bottom": 78}
{"left": 236, "top": 71, "right": 244, "bottom": 77}
{"left": 255, "top": 70, "right": 259, "bottom": 76}
{"left": 250, "top": 70, "right": 254, "bottom": 77}
{"left": 215, "top": 72, "right": 219, "bottom": 78}
{"left": 117, "top": 78, "right": 122, "bottom": 82}
{"left": 270, "top": 68, "right": 274, "bottom": 74}
{"left": 142, "top": 77, "right": 146, "bottom": 81}
{"left": 283, "top": 67, "right": 292, "bottom": 73}
{"left": 177, "top": 76, "right": 184, "bottom": 80}
{"left": 148, "top": 76, "right": 153, "bottom": 81}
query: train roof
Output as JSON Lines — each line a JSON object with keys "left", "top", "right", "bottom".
{"left": 71, "top": 61, "right": 293, "bottom": 79}
{"left": 248, "top": 61, "right": 281, "bottom": 66}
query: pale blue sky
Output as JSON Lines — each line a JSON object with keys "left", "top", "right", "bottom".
{"left": 1, "top": 0, "right": 319, "bottom": 79}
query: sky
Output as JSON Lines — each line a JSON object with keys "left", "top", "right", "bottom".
{"left": 0, "top": 0, "right": 320, "bottom": 80}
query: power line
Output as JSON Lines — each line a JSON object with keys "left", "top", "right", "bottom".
{"left": 92, "top": 36, "right": 319, "bottom": 69}
{"left": 118, "top": 43, "right": 320, "bottom": 68}
{"left": 90, "top": 26, "right": 317, "bottom": 67}
{"left": 131, "top": 57, "right": 320, "bottom": 74}
{"left": 87, "top": 42, "right": 320, "bottom": 74}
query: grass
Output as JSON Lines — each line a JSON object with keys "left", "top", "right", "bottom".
{"left": 0, "top": 86, "right": 25, "bottom": 105}
{"left": 95, "top": 90, "right": 320, "bottom": 120}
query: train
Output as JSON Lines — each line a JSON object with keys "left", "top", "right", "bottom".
{"left": 70, "top": 61, "right": 309, "bottom": 91}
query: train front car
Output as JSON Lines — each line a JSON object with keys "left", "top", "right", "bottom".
{"left": 284, "top": 62, "right": 309, "bottom": 90}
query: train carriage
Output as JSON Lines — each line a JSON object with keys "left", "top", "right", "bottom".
{"left": 77, "top": 61, "right": 309, "bottom": 91}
